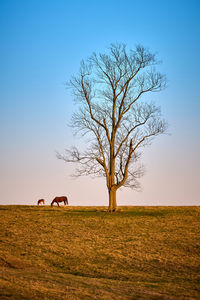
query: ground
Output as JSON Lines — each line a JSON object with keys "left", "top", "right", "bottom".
{"left": 0, "top": 205, "right": 199, "bottom": 299}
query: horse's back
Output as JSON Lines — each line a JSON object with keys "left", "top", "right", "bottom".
{"left": 55, "top": 196, "right": 68, "bottom": 204}
{"left": 56, "top": 196, "right": 67, "bottom": 201}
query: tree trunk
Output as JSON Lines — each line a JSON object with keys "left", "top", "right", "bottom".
{"left": 108, "top": 188, "right": 117, "bottom": 212}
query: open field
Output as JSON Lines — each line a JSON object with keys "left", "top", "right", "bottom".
{"left": 0, "top": 205, "right": 199, "bottom": 299}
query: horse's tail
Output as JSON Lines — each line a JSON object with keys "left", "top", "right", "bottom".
{"left": 63, "top": 196, "right": 68, "bottom": 205}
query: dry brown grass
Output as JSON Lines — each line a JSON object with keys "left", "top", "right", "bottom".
{"left": 0, "top": 205, "right": 199, "bottom": 299}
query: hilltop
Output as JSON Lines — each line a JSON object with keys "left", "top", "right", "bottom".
{"left": 0, "top": 206, "right": 199, "bottom": 299}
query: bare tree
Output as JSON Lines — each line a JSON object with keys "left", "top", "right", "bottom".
{"left": 58, "top": 43, "right": 167, "bottom": 212}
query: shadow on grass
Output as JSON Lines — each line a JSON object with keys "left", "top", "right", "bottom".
{"left": 0, "top": 207, "right": 10, "bottom": 211}
{"left": 61, "top": 208, "right": 171, "bottom": 218}
{"left": 0, "top": 205, "right": 175, "bottom": 218}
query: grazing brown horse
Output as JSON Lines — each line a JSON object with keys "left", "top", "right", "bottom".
{"left": 37, "top": 199, "right": 45, "bottom": 205}
{"left": 51, "top": 196, "right": 68, "bottom": 207}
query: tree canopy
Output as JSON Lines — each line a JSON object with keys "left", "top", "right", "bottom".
{"left": 59, "top": 43, "right": 167, "bottom": 211}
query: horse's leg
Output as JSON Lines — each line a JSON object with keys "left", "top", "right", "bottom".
{"left": 57, "top": 201, "right": 60, "bottom": 207}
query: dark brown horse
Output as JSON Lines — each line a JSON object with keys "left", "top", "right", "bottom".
{"left": 51, "top": 196, "right": 68, "bottom": 207}
{"left": 37, "top": 199, "right": 45, "bottom": 205}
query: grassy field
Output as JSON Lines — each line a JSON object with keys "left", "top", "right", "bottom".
{"left": 0, "top": 205, "right": 199, "bottom": 299}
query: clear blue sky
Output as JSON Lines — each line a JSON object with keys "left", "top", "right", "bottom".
{"left": 1, "top": 0, "right": 200, "bottom": 205}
